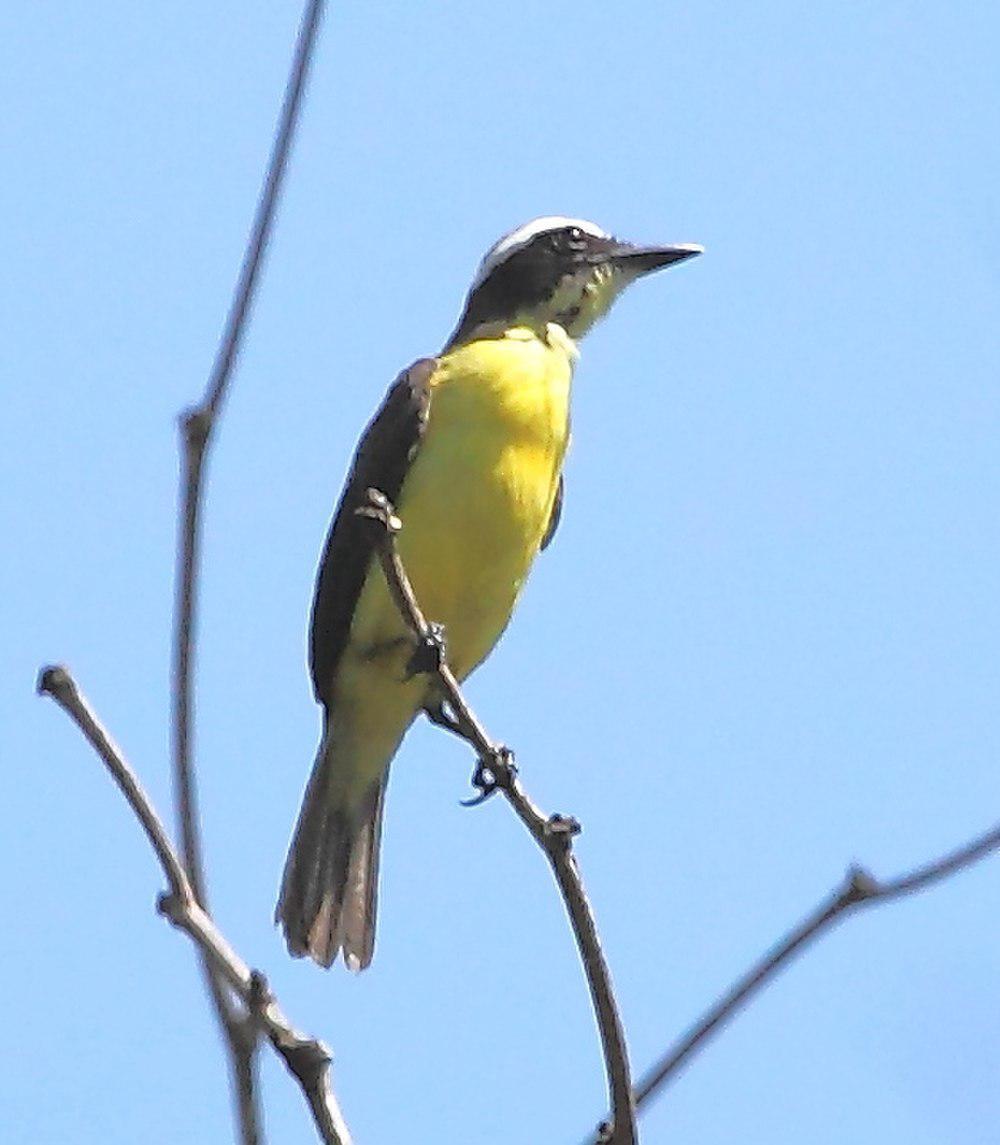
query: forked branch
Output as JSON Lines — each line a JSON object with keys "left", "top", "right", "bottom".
{"left": 358, "top": 489, "right": 638, "bottom": 1145}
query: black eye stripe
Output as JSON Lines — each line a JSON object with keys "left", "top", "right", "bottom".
{"left": 540, "top": 226, "right": 590, "bottom": 256}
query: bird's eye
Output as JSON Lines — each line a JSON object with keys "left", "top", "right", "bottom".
{"left": 568, "top": 227, "right": 583, "bottom": 241}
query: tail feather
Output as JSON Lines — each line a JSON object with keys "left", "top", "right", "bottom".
{"left": 339, "top": 780, "right": 385, "bottom": 969}
{"left": 276, "top": 737, "right": 387, "bottom": 971}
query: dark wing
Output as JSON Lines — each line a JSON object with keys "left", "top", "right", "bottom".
{"left": 540, "top": 474, "right": 563, "bottom": 551}
{"left": 309, "top": 359, "right": 436, "bottom": 703}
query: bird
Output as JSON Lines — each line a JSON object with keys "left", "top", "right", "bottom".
{"left": 277, "top": 216, "right": 702, "bottom": 969}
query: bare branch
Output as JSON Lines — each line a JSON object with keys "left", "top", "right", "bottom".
{"left": 169, "top": 2, "right": 326, "bottom": 1137}
{"left": 357, "top": 490, "right": 638, "bottom": 1145}
{"left": 582, "top": 820, "right": 1000, "bottom": 1139}
{"left": 38, "top": 666, "right": 189, "bottom": 897}
{"left": 37, "top": 664, "right": 353, "bottom": 1145}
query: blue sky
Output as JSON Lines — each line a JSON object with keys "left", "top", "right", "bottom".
{"left": 4, "top": 4, "right": 999, "bottom": 1142}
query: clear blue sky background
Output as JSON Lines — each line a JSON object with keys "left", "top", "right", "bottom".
{"left": 4, "top": 4, "right": 998, "bottom": 1143}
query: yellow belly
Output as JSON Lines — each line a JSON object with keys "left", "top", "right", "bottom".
{"left": 331, "top": 328, "right": 572, "bottom": 794}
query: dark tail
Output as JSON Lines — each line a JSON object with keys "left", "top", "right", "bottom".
{"left": 276, "top": 737, "right": 387, "bottom": 971}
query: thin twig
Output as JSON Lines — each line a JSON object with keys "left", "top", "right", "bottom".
{"left": 170, "top": 2, "right": 326, "bottom": 1139}
{"left": 38, "top": 665, "right": 352, "bottom": 1145}
{"left": 357, "top": 490, "right": 638, "bottom": 1145}
{"left": 582, "top": 821, "right": 1000, "bottom": 1140}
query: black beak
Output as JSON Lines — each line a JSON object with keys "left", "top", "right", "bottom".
{"left": 607, "top": 242, "right": 704, "bottom": 274}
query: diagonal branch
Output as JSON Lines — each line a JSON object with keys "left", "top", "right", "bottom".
{"left": 583, "top": 820, "right": 1000, "bottom": 1140}
{"left": 357, "top": 490, "right": 638, "bottom": 1145}
{"left": 38, "top": 665, "right": 352, "bottom": 1145}
{"left": 170, "top": 2, "right": 326, "bottom": 1138}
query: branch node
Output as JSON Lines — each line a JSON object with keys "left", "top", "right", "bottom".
{"left": 181, "top": 405, "right": 212, "bottom": 451}
{"left": 249, "top": 970, "right": 273, "bottom": 1014}
{"left": 546, "top": 813, "right": 582, "bottom": 848}
{"left": 283, "top": 1036, "right": 334, "bottom": 1086}
{"left": 158, "top": 890, "right": 187, "bottom": 926}
{"left": 844, "top": 863, "right": 881, "bottom": 902}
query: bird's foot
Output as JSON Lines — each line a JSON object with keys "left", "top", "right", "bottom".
{"left": 406, "top": 622, "right": 447, "bottom": 678}
{"left": 461, "top": 746, "right": 516, "bottom": 807}
{"left": 423, "top": 699, "right": 464, "bottom": 738}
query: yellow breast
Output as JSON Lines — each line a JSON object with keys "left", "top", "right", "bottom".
{"left": 354, "top": 326, "right": 573, "bottom": 681}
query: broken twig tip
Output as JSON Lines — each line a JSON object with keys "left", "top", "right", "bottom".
{"left": 37, "top": 664, "right": 70, "bottom": 697}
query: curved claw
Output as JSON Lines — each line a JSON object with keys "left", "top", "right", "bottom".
{"left": 460, "top": 747, "right": 515, "bottom": 807}
{"left": 459, "top": 785, "right": 496, "bottom": 808}
{"left": 460, "top": 756, "right": 499, "bottom": 806}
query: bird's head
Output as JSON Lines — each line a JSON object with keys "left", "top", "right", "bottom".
{"left": 446, "top": 216, "right": 702, "bottom": 348}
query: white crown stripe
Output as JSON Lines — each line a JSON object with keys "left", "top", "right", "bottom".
{"left": 472, "top": 216, "right": 608, "bottom": 290}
